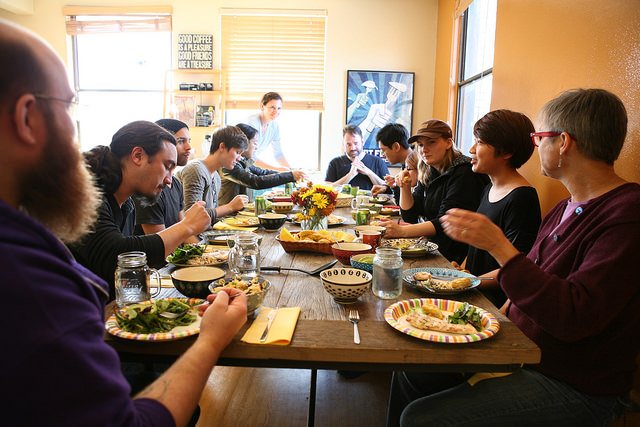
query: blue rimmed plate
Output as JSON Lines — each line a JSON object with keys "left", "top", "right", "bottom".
{"left": 403, "top": 267, "right": 481, "bottom": 295}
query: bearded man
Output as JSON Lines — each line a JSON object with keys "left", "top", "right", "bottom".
{"left": 0, "top": 19, "right": 246, "bottom": 426}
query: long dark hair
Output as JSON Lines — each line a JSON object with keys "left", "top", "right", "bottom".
{"left": 84, "top": 121, "right": 175, "bottom": 193}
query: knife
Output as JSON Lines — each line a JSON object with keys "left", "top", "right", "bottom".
{"left": 259, "top": 308, "right": 278, "bottom": 342}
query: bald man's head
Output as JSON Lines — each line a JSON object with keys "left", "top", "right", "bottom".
{"left": 0, "top": 20, "right": 53, "bottom": 111}
{"left": 0, "top": 19, "right": 100, "bottom": 243}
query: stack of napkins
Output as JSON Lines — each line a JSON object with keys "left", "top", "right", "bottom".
{"left": 212, "top": 221, "right": 258, "bottom": 232}
{"left": 241, "top": 307, "right": 301, "bottom": 345}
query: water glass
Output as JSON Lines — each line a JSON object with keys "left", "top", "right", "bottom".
{"left": 114, "top": 251, "right": 161, "bottom": 307}
{"left": 228, "top": 234, "right": 261, "bottom": 277}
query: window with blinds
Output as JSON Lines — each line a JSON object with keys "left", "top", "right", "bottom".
{"left": 221, "top": 10, "right": 327, "bottom": 110}
{"left": 63, "top": 6, "right": 171, "bottom": 150}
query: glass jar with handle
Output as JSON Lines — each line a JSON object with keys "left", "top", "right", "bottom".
{"left": 114, "top": 251, "right": 161, "bottom": 307}
{"left": 372, "top": 247, "right": 403, "bottom": 299}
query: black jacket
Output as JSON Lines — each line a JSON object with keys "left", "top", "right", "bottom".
{"left": 401, "top": 155, "right": 489, "bottom": 263}
{"left": 218, "top": 158, "right": 295, "bottom": 205}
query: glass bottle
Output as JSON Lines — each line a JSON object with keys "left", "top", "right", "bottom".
{"left": 254, "top": 196, "right": 267, "bottom": 216}
{"left": 228, "top": 234, "right": 261, "bottom": 277}
{"left": 114, "top": 251, "right": 161, "bottom": 307}
{"left": 372, "top": 247, "right": 403, "bottom": 299}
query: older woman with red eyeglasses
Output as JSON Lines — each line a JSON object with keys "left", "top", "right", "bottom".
{"left": 390, "top": 89, "right": 640, "bottom": 426}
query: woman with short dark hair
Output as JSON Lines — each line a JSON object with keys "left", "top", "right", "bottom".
{"left": 464, "top": 109, "right": 542, "bottom": 307}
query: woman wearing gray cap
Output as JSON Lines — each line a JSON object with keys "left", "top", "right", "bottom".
{"left": 380, "top": 119, "right": 489, "bottom": 263}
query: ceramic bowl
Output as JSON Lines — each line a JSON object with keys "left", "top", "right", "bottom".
{"left": 170, "top": 266, "right": 225, "bottom": 298}
{"left": 354, "top": 225, "right": 386, "bottom": 238}
{"left": 258, "top": 213, "right": 287, "bottom": 230}
{"left": 331, "top": 242, "right": 373, "bottom": 265}
{"left": 320, "top": 267, "right": 372, "bottom": 304}
{"left": 271, "top": 201, "right": 294, "bottom": 214}
{"left": 209, "top": 276, "right": 271, "bottom": 315}
{"left": 350, "top": 253, "right": 375, "bottom": 273}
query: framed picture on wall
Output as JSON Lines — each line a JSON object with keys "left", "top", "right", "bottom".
{"left": 346, "top": 70, "right": 415, "bottom": 160}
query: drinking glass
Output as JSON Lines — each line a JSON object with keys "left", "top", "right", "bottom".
{"left": 228, "top": 234, "right": 261, "bottom": 277}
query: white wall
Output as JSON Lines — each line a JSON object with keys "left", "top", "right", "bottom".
{"left": 1, "top": 0, "right": 439, "bottom": 172}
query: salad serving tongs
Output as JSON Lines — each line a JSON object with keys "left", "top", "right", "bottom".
{"left": 261, "top": 259, "right": 337, "bottom": 276}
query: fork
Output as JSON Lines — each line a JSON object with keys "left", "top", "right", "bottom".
{"left": 348, "top": 309, "right": 361, "bottom": 345}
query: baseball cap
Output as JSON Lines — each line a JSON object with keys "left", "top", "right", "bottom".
{"left": 408, "top": 119, "right": 453, "bottom": 143}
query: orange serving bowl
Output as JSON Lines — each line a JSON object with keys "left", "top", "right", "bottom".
{"left": 331, "top": 242, "right": 373, "bottom": 265}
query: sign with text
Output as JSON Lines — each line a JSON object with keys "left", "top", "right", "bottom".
{"left": 178, "top": 34, "right": 213, "bottom": 69}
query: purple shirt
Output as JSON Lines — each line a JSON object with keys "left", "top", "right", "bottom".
{"left": 499, "top": 183, "right": 640, "bottom": 396}
{"left": 0, "top": 199, "right": 174, "bottom": 426}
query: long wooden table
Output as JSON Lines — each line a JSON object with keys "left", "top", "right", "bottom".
{"left": 106, "top": 208, "right": 540, "bottom": 372}
{"left": 106, "top": 207, "right": 540, "bottom": 425}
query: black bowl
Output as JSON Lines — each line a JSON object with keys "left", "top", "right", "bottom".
{"left": 170, "top": 266, "right": 225, "bottom": 298}
{"left": 258, "top": 213, "right": 287, "bottom": 230}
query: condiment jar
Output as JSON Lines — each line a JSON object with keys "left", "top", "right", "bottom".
{"left": 372, "top": 247, "right": 403, "bottom": 299}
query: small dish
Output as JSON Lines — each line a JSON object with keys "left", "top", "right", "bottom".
{"left": 331, "top": 242, "right": 373, "bottom": 265}
{"left": 320, "top": 267, "right": 372, "bottom": 304}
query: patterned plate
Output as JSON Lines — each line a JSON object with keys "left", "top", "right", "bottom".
{"left": 105, "top": 298, "right": 203, "bottom": 341}
{"left": 381, "top": 238, "right": 439, "bottom": 258}
{"left": 403, "top": 267, "right": 481, "bottom": 295}
{"left": 384, "top": 298, "right": 500, "bottom": 344}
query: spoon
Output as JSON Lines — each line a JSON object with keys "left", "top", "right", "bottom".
{"left": 261, "top": 259, "right": 338, "bottom": 275}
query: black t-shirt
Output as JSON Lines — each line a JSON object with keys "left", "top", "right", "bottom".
{"left": 134, "top": 177, "right": 184, "bottom": 234}
{"left": 466, "top": 185, "right": 541, "bottom": 306}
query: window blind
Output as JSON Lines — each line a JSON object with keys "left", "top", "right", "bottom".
{"left": 221, "top": 10, "right": 326, "bottom": 110}
{"left": 63, "top": 6, "right": 172, "bottom": 35}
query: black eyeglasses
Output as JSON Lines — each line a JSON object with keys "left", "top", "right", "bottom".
{"left": 530, "top": 131, "right": 561, "bottom": 147}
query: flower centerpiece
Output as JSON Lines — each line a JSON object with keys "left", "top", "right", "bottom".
{"left": 291, "top": 182, "right": 338, "bottom": 231}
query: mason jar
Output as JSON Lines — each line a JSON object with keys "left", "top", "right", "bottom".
{"left": 228, "top": 234, "right": 261, "bottom": 277}
{"left": 114, "top": 251, "right": 161, "bottom": 307}
{"left": 372, "top": 247, "right": 403, "bottom": 299}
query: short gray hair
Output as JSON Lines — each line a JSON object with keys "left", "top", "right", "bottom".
{"left": 539, "top": 88, "right": 627, "bottom": 165}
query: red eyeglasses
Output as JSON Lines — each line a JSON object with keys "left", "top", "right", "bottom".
{"left": 530, "top": 131, "right": 561, "bottom": 147}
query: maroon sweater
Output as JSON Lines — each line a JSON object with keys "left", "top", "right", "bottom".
{"left": 499, "top": 183, "right": 640, "bottom": 396}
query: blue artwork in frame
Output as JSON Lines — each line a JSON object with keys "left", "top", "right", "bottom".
{"left": 346, "top": 70, "right": 415, "bottom": 159}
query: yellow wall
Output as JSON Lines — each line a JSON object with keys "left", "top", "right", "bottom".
{"left": 434, "top": 0, "right": 640, "bottom": 215}
{"left": 0, "top": 0, "right": 439, "bottom": 169}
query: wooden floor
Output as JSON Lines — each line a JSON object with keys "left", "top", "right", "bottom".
{"left": 197, "top": 367, "right": 391, "bottom": 427}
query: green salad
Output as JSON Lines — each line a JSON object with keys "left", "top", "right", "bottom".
{"left": 448, "top": 302, "right": 483, "bottom": 331}
{"left": 167, "top": 244, "right": 205, "bottom": 264}
{"left": 115, "top": 299, "right": 197, "bottom": 334}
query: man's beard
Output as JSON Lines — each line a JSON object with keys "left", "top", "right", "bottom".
{"left": 20, "top": 115, "right": 101, "bottom": 244}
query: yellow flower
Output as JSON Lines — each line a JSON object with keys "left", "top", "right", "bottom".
{"left": 311, "top": 193, "right": 328, "bottom": 209}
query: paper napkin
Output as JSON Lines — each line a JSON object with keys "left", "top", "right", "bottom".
{"left": 212, "top": 221, "right": 258, "bottom": 232}
{"left": 241, "top": 306, "right": 301, "bottom": 345}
